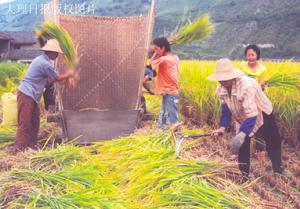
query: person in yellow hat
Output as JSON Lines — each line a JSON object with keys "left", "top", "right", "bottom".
{"left": 209, "top": 59, "right": 286, "bottom": 182}
{"left": 13, "top": 39, "right": 74, "bottom": 152}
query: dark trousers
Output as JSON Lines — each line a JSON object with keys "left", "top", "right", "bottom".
{"left": 43, "top": 83, "right": 55, "bottom": 111}
{"left": 15, "top": 91, "right": 40, "bottom": 150}
{"left": 238, "top": 112, "right": 282, "bottom": 177}
{"left": 140, "top": 95, "right": 147, "bottom": 113}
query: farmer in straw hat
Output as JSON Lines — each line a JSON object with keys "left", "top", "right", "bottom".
{"left": 13, "top": 39, "right": 74, "bottom": 152}
{"left": 209, "top": 58, "right": 285, "bottom": 181}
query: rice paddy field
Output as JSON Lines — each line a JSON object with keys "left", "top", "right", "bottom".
{"left": 0, "top": 60, "right": 300, "bottom": 208}
{"left": 180, "top": 61, "right": 300, "bottom": 146}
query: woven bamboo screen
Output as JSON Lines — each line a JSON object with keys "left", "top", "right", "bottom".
{"left": 59, "top": 15, "right": 150, "bottom": 111}
{"left": 44, "top": 0, "right": 154, "bottom": 111}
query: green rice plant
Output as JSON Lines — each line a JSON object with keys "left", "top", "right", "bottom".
{"left": 153, "top": 178, "right": 254, "bottom": 208}
{"left": 92, "top": 130, "right": 257, "bottom": 208}
{"left": 0, "top": 85, "right": 7, "bottom": 97}
{"left": 24, "top": 191, "right": 122, "bottom": 209}
{"left": 3, "top": 182, "right": 122, "bottom": 209}
{"left": 239, "top": 61, "right": 300, "bottom": 89}
{"left": 29, "top": 144, "right": 86, "bottom": 171}
{"left": 0, "top": 124, "right": 16, "bottom": 142}
{"left": 10, "top": 163, "right": 103, "bottom": 190}
{"left": 170, "top": 14, "right": 213, "bottom": 46}
{"left": 0, "top": 129, "right": 259, "bottom": 208}
{"left": 3, "top": 77, "right": 18, "bottom": 93}
{"left": 179, "top": 60, "right": 300, "bottom": 144}
{"left": 263, "top": 73, "right": 299, "bottom": 89}
{"left": 36, "top": 22, "right": 78, "bottom": 69}
{"left": 1, "top": 160, "right": 120, "bottom": 208}
{"left": 0, "top": 62, "right": 26, "bottom": 97}
{"left": 0, "top": 62, "right": 25, "bottom": 86}
{"left": 180, "top": 60, "right": 220, "bottom": 125}
{"left": 144, "top": 94, "right": 162, "bottom": 116}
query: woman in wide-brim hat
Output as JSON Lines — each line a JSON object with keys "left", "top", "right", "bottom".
{"left": 12, "top": 39, "right": 74, "bottom": 153}
{"left": 209, "top": 58, "right": 287, "bottom": 182}
{"left": 208, "top": 58, "right": 244, "bottom": 81}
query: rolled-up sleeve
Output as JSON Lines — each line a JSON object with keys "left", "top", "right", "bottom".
{"left": 151, "top": 57, "right": 163, "bottom": 71}
{"left": 239, "top": 116, "right": 257, "bottom": 136}
{"left": 241, "top": 87, "right": 259, "bottom": 118}
{"left": 219, "top": 104, "right": 231, "bottom": 128}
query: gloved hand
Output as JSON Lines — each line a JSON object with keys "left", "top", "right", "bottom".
{"left": 229, "top": 132, "right": 247, "bottom": 154}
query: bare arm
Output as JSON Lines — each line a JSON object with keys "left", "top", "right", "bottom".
{"left": 56, "top": 70, "right": 74, "bottom": 81}
{"left": 48, "top": 70, "right": 74, "bottom": 85}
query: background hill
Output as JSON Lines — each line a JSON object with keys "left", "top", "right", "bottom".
{"left": 1, "top": 0, "right": 300, "bottom": 59}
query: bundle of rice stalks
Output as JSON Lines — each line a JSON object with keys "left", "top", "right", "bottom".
{"left": 169, "top": 14, "right": 213, "bottom": 46}
{"left": 0, "top": 128, "right": 261, "bottom": 208}
{"left": 1, "top": 166, "right": 121, "bottom": 209}
{"left": 29, "top": 144, "right": 86, "bottom": 171}
{"left": 155, "top": 178, "right": 255, "bottom": 208}
{"left": 36, "top": 22, "right": 79, "bottom": 88}
{"left": 92, "top": 129, "right": 258, "bottom": 208}
{"left": 255, "top": 62, "right": 300, "bottom": 90}
{"left": 258, "top": 72, "right": 300, "bottom": 90}
{"left": 36, "top": 22, "right": 78, "bottom": 70}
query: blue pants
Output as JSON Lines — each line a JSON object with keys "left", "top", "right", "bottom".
{"left": 158, "top": 95, "right": 179, "bottom": 129}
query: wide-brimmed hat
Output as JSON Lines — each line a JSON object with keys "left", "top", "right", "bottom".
{"left": 40, "top": 39, "right": 63, "bottom": 54}
{"left": 208, "top": 58, "right": 244, "bottom": 81}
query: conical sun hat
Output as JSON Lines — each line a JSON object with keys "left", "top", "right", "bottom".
{"left": 40, "top": 39, "right": 63, "bottom": 54}
{"left": 208, "top": 58, "right": 244, "bottom": 81}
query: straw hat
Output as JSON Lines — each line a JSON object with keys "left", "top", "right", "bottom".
{"left": 40, "top": 39, "right": 63, "bottom": 54}
{"left": 208, "top": 58, "right": 244, "bottom": 81}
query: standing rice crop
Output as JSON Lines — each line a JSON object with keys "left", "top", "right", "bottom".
{"left": 0, "top": 62, "right": 26, "bottom": 97}
{"left": 179, "top": 60, "right": 300, "bottom": 144}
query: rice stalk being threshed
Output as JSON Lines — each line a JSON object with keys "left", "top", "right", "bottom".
{"left": 36, "top": 22, "right": 79, "bottom": 88}
{"left": 169, "top": 14, "right": 213, "bottom": 46}
{"left": 36, "top": 22, "right": 78, "bottom": 70}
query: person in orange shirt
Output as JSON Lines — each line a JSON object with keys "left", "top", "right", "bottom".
{"left": 151, "top": 37, "right": 180, "bottom": 129}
